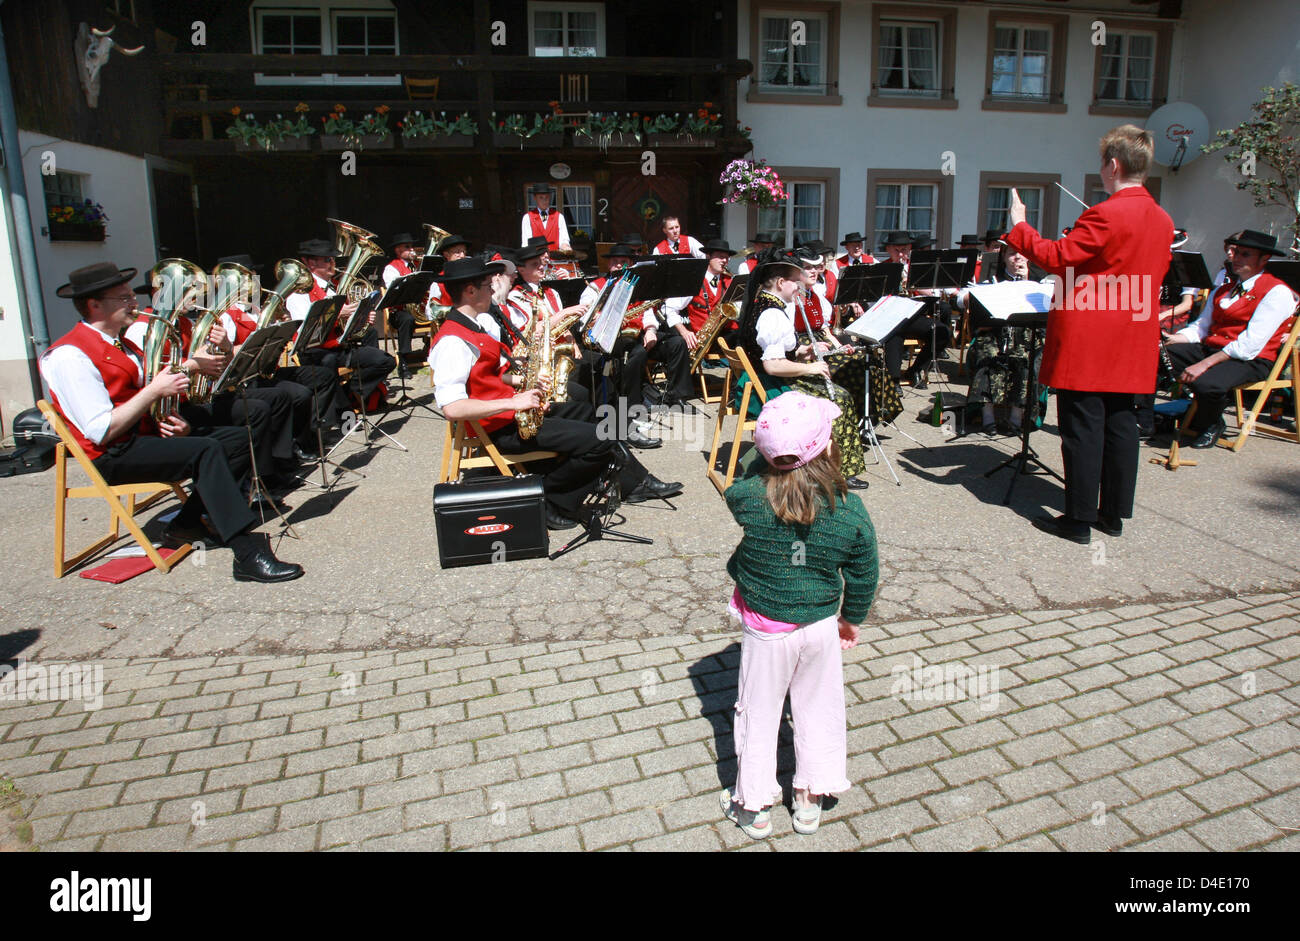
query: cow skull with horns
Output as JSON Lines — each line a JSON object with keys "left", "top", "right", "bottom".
{"left": 75, "top": 23, "right": 144, "bottom": 108}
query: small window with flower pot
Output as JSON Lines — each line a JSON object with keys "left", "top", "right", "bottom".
{"left": 44, "top": 171, "right": 107, "bottom": 242}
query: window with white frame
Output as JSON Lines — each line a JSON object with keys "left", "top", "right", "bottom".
{"left": 991, "top": 25, "right": 1050, "bottom": 99}
{"left": 877, "top": 20, "right": 939, "bottom": 96}
{"left": 986, "top": 186, "right": 1042, "bottom": 234}
{"left": 757, "top": 181, "right": 825, "bottom": 247}
{"left": 43, "top": 171, "right": 87, "bottom": 215}
{"left": 1097, "top": 31, "right": 1155, "bottom": 105}
{"left": 874, "top": 182, "right": 936, "bottom": 245}
{"left": 560, "top": 185, "right": 594, "bottom": 235}
{"left": 529, "top": 2, "right": 604, "bottom": 58}
{"left": 252, "top": 1, "right": 399, "bottom": 86}
{"left": 758, "top": 12, "right": 828, "bottom": 94}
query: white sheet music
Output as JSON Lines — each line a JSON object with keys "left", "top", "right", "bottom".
{"left": 589, "top": 274, "right": 633, "bottom": 353}
{"left": 846, "top": 295, "right": 925, "bottom": 341}
{"left": 966, "top": 281, "right": 1055, "bottom": 320}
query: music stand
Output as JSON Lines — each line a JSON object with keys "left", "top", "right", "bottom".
{"left": 549, "top": 444, "right": 653, "bottom": 560}
{"left": 377, "top": 271, "right": 441, "bottom": 417}
{"left": 1167, "top": 251, "right": 1215, "bottom": 291}
{"left": 631, "top": 257, "right": 709, "bottom": 416}
{"left": 290, "top": 296, "right": 346, "bottom": 362}
{"left": 215, "top": 322, "right": 302, "bottom": 538}
{"left": 978, "top": 306, "right": 1061, "bottom": 504}
{"left": 1266, "top": 260, "right": 1300, "bottom": 294}
{"left": 904, "top": 250, "right": 976, "bottom": 386}
{"left": 541, "top": 278, "right": 590, "bottom": 308}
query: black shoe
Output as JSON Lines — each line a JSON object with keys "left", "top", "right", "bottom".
{"left": 546, "top": 508, "right": 580, "bottom": 531}
{"left": 997, "top": 419, "right": 1022, "bottom": 437}
{"left": 1191, "top": 418, "right": 1225, "bottom": 449}
{"left": 1032, "top": 514, "right": 1091, "bottom": 545}
{"left": 248, "top": 491, "right": 291, "bottom": 515}
{"left": 846, "top": 475, "right": 870, "bottom": 490}
{"left": 1094, "top": 513, "right": 1123, "bottom": 538}
{"left": 626, "top": 427, "right": 662, "bottom": 449}
{"left": 163, "top": 519, "right": 217, "bottom": 550}
{"left": 624, "top": 474, "right": 684, "bottom": 503}
{"left": 293, "top": 443, "right": 318, "bottom": 464}
{"left": 233, "top": 546, "right": 304, "bottom": 583}
{"left": 980, "top": 422, "right": 998, "bottom": 438}
{"left": 1137, "top": 424, "right": 1155, "bottom": 441}
{"left": 397, "top": 363, "right": 412, "bottom": 381}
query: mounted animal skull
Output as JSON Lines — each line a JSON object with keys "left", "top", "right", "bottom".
{"left": 75, "top": 23, "right": 144, "bottom": 108}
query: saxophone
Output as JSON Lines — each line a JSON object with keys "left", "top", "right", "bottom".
{"left": 688, "top": 301, "right": 738, "bottom": 372}
{"left": 515, "top": 292, "right": 551, "bottom": 439}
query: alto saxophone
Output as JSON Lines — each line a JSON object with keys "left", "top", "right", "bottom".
{"left": 515, "top": 292, "right": 551, "bottom": 439}
{"left": 688, "top": 301, "right": 738, "bottom": 373}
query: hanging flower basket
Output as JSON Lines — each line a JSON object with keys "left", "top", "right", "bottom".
{"left": 719, "top": 159, "right": 788, "bottom": 208}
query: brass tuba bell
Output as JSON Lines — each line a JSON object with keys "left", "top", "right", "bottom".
{"left": 325, "top": 217, "right": 383, "bottom": 333}
{"left": 257, "top": 258, "right": 314, "bottom": 329}
{"left": 142, "top": 258, "right": 208, "bottom": 422}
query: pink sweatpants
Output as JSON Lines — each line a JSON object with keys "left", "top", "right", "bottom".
{"left": 731, "top": 616, "right": 851, "bottom": 811}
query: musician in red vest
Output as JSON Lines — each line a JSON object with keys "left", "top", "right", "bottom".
{"left": 652, "top": 216, "right": 704, "bottom": 258}
{"left": 39, "top": 262, "right": 303, "bottom": 582}
{"left": 429, "top": 256, "right": 681, "bottom": 530}
{"left": 285, "top": 238, "right": 395, "bottom": 405}
{"left": 676, "top": 238, "right": 735, "bottom": 333}
{"left": 520, "top": 183, "right": 571, "bottom": 252}
{"left": 1006, "top": 124, "right": 1174, "bottom": 544}
{"left": 217, "top": 253, "right": 341, "bottom": 461}
{"left": 1166, "top": 228, "right": 1297, "bottom": 448}
{"left": 381, "top": 232, "right": 426, "bottom": 372}
{"left": 835, "top": 232, "right": 874, "bottom": 271}
{"left": 739, "top": 232, "right": 775, "bottom": 274}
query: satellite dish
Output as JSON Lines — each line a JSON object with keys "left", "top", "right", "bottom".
{"left": 1146, "top": 102, "right": 1210, "bottom": 171}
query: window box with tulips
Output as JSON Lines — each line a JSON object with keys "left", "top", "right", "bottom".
{"left": 226, "top": 104, "right": 315, "bottom": 152}
{"left": 319, "top": 105, "right": 394, "bottom": 150}
{"left": 573, "top": 112, "right": 642, "bottom": 150}
{"left": 399, "top": 110, "right": 479, "bottom": 149}
{"left": 491, "top": 111, "right": 566, "bottom": 149}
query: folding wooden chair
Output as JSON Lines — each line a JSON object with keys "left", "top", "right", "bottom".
{"left": 694, "top": 337, "right": 729, "bottom": 405}
{"left": 706, "top": 347, "right": 769, "bottom": 495}
{"left": 1219, "top": 314, "right": 1300, "bottom": 452}
{"left": 37, "top": 401, "right": 194, "bottom": 578}
{"left": 438, "top": 419, "right": 559, "bottom": 483}
{"left": 1152, "top": 398, "right": 1199, "bottom": 470}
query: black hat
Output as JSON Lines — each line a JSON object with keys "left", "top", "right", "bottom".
{"left": 798, "top": 239, "right": 829, "bottom": 256}
{"left": 1224, "top": 229, "right": 1286, "bottom": 257}
{"left": 514, "top": 242, "right": 548, "bottom": 263}
{"left": 481, "top": 248, "right": 516, "bottom": 279}
{"left": 436, "top": 233, "right": 469, "bottom": 254}
{"left": 529, "top": 183, "right": 553, "bottom": 195}
{"left": 753, "top": 248, "right": 803, "bottom": 281}
{"left": 911, "top": 233, "right": 932, "bottom": 251}
{"left": 525, "top": 235, "right": 550, "bottom": 250}
{"left": 298, "top": 238, "right": 342, "bottom": 258}
{"left": 880, "top": 231, "right": 913, "bottom": 249}
{"left": 388, "top": 232, "right": 417, "bottom": 250}
{"left": 433, "top": 256, "right": 506, "bottom": 285}
{"left": 702, "top": 238, "right": 732, "bottom": 255}
{"left": 56, "top": 262, "right": 138, "bottom": 299}
{"left": 956, "top": 234, "right": 980, "bottom": 247}
{"left": 982, "top": 229, "right": 1001, "bottom": 244}
{"left": 750, "top": 232, "right": 777, "bottom": 244}
{"left": 216, "top": 253, "right": 263, "bottom": 271}
{"left": 840, "top": 231, "right": 866, "bottom": 246}
{"left": 606, "top": 244, "right": 636, "bottom": 259}
{"left": 793, "top": 246, "right": 822, "bottom": 267}
{"left": 620, "top": 233, "right": 645, "bottom": 248}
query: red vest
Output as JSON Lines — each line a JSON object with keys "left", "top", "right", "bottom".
{"left": 741, "top": 258, "right": 758, "bottom": 275}
{"left": 794, "top": 292, "right": 826, "bottom": 333}
{"left": 686, "top": 273, "right": 731, "bottom": 332}
{"left": 47, "top": 322, "right": 156, "bottom": 460}
{"left": 527, "top": 210, "right": 561, "bottom": 250}
{"left": 227, "top": 306, "right": 258, "bottom": 346}
{"left": 836, "top": 253, "right": 873, "bottom": 270}
{"left": 821, "top": 268, "right": 838, "bottom": 304}
{"left": 307, "top": 278, "right": 343, "bottom": 349}
{"left": 656, "top": 237, "right": 692, "bottom": 255}
{"left": 434, "top": 314, "right": 517, "bottom": 433}
{"left": 1204, "top": 273, "right": 1296, "bottom": 361}
{"left": 385, "top": 258, "right": 413, "bottom": 281}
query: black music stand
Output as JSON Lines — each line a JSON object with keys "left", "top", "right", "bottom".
{"left": 541, "top": 278, "right": 590, "bottom": 308}
{"left": 549, "top": 444, "right": 653, "bottom": 560}
{"left": 1266, "top": 260, "right": 1300, "bottom": 294}
{"left": 1167, "top": 251, "right": 1215, "bottom": 292}
{"left": 904, "top": 250, "right": 977, "bottom": 386}
{"left": 632, "top": 257, "right": 709, "bottom": 416}
{"left": 290, "top": 296, "right": 346, "bottom": 362}
{"left": 216, "top": 322, "right": 302, "bottom": 538}
{"left": 982, "top": 310, "right": 1061, "bottom": 504}
{"left": 377, "top": 271, "right": 441, "bottom": 418}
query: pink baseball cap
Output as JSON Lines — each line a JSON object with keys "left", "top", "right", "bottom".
{"left": 753, "top": 391, "right": 840, "bottom": 469}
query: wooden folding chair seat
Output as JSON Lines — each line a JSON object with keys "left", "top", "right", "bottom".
{"left": 1219, "top": 314, "right": 1300, "bottom": 452}
{"left": 694, "top": 338, "right": 729, "bottom": 404}
{"left": 438, "top": 419, "right": 559, "bottom": 483}
{"left": 706, "top": 347, "right": 769, "bottom": 495}
{"left": 37, "top": 401, "right": 194, "bottom": 578}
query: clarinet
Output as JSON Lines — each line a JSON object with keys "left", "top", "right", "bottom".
{"left": 798, "top": 290, "right": 836, "bottom": 398}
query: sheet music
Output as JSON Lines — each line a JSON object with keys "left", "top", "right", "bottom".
{"left": 589, "top": 274, "right": 633, "bottom": 353}
{"left": 846, "top": 295, "right": 925, "bottom": 341}
{"left": 966, "top": 281, "right": 1055, "bottom": 320}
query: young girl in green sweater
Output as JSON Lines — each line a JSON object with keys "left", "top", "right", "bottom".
{"left": 721, "top": 391, "right": 879, "bottom": 838}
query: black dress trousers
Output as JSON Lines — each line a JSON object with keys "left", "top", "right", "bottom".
{"left": 1165, "top": 341, "right": 1273, "bottom": 432}
{"left": 1055, "top": 389, "right": 1140, "bottom": 523}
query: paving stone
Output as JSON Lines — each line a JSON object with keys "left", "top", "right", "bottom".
{"left": 986, "top": 795, "right": 1072, "bottom": 840}
{"left": 847, "top": 800, "right": 936, "bottom": 847}
{"left": 1236, "top": 721, "right": 1299, "bottom": 758}
{"left": 1240, "top": 752, "right": 1300, "bottom": 793}
{"left": 864, "top": 767, "right": 947, "bottom": 806}
{"left": 1047, "top": 816, "right": 1139, "bottom": 851}
{"left": 878, "top": 737, "right": 952, "bottom": 773}
{"left": 65, "top": 800, "right": 157, "bottom": 838}
{"left": 580, "top": 809, "right": 664, "bottom": 850}
{"left": 1059, "top": 715, "right": 1136, "bottom": 749}
{"left": 934, "top": 747, "right": 1013, "bottom": 786}
{"left": 1181, "top": 739, "right": 1258, "bottom": 776}
{"left": 564, "top": 757, "right": 642, "bottom": 795}
{"left": 1059, "top": 744, "right": 1137, "bottom": 782}
{"left": 1005, "top": 678, "right": 1074, "bottom": 708}
{"left": 1058, "top": 688, "right": 1129, "bottom": 719}
{"left": 1173, "top": 709, "right": 1250, "bottom": 745}
{"left": 1118, "top": 792, "right": 1206, "bottom": 837}
{"left": 1114, "top": 726, "right": 1196, "bottom": 762}
{"left": 1124, "top": 830, "right": 1210, "bottom": 852}
{"left": 939, "top": 718, "right": 1016, "bottom": 753}
{"left": 1116, "top": 698, "right": 1192, "bottom": 731}
{"left": 634, "top": 825, "right": 727, "bottom": 852}
{"left": 920, "top": 781, "right": 1006, "bottom": 824}
{"left": 994, "top": 762, "right": 1075, "bottom": 802}
{"left": 999, "top": 731, "right": 1076, "bottom": 768}
{"left": 1189, "top": 808, "right": 1283, "bottom": 851}
{"left": 242, "top": 775, "right": 323, "bottom": 810}
{"left": 910, "top": 816, "right": 1000, "bottom": 852}
{"left": 495, "top": 826, "right": 584, "bottom": 852}
{"left": 1183, "top": 771, "right": 1269, "bottom": 814}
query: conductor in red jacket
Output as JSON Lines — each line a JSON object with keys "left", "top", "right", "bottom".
{"left": 1006, "top": 125, "right": 1174, "bottom": 544}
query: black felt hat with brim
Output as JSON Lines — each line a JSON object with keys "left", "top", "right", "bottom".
{"left": 514, "top": 242, "right": 548, "bottom": 263}
{"left": 753, "top": 248, "right": 803, "bottom": 281}
{"left": 880, "top": 232, "right": 913, "bottom": 249}
{"left": 1224, "top": 229, "right": 1286, "bottom": 257}
{"left": 436, "top": 234, "right": 470, "bottom": 254}
{"left": 389, "top": 232, "right": 417, "bottom": 250}
{"left": 607, "top": 244, "right": 636, "bottom": 259}
{"left": 840, "top": 231, "right": 866, "bottom": 245}
{"left": 56, "top": 262, "right": 138, "bottom": 299}
{"left": 298, "top": 238, "right": 343, "bottom": 258}
{"left": 702, "top": 238, "right": 732, "bottom": 255}
{"left": 433, "top": 256, "right": 506, "bottom": 285}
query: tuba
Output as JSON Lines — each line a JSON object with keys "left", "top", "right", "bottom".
{"left": 689, "top": 301, "right": 738, "bottom": 373}
{"left": 143, "top": 258, "right": 208, "bottom": 422}
{"left": 257, "top": 258, "right": 314, "bottom": 329}
{"left": 422, "top": 222, "right": 452, "bottom": 259}
{"left": 325, "top": 217, "right": 383, "bottom": 331}
{"left": 188, "top": 260, "right": 254, "bottom": 403}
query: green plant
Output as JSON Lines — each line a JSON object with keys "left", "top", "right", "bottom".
{"left": 682, "top": 103, "right": 723, "bottom": 137}
{"left": 322, "top": 104, "right": 391, "bottom": 148}
{"left": 641, "top": 112, "right": 681, "bottom": 135}
{"left": 1202, "top": 82, "right": 1300, "bottom": 255}
{"left": 494, "top": 112, "right": 564, "bottom": 139}
{"left": 225, "top": 105, "right": 315, "bottom": 151}
{"left": 575, "top": 111, "right": 640, "bottom": 139}
{"left": 401, "top": 110, "right": 479, "bottom": 138}
{"left": 48, "top": 199, "right": 108, "bottom": 225}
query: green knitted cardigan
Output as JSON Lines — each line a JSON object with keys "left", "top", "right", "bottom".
{"left": 724, "top": 473, "right": 879, "bottom": 625}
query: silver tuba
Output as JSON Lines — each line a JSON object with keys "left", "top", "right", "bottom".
{"left": 142, "top": 258, "right": 207, "bottom": 421}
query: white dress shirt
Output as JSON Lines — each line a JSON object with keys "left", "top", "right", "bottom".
{"left": 39, "top": 323, "right": 143, "bottom": 446}
{"left": 1173, "top": 273, "right": 1297, "bottom": 360}
{"left": 757, "top": 307, "right": 797, "bottom": 361}
{"left": 284, "top": 274, "right": 333, "bottom": 322}
{"left": 520, "top": 210, "right": 570, "bottom": 248}
{"left": 653, "top": 235, "right": 704, "bottom": 259}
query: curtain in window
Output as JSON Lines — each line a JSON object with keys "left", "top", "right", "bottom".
{"left": 568, "top": 11, "right": 598, "bottom": 57}
{"left": 534, "top": 10, "right": 565, "bottom": 56}
{"left": 792, "top": 183, "right": 822, "bottom": 243}
{"left": 906, "top": 185, "right": 934, "bottom": 234}
{"left": 874, "top": 184, "right": 901, "bottom": 237}
{"left": 760, "top": 17, "right": 790, "bottom": 86}
{"left": 1125, "top": 34, "right": 1153, "bottom": 102}
{"left": 878, "top": 25, "right": 903, "bottom": 89}
{"left": 1099, "top": 35, "right": 1124, "bottom": 100}
{"left": 791, "top": 18, "right": 822, "bottom": 90}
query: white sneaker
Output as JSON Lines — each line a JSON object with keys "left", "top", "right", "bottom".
{"left": 720, "top": 788, "right": 772, "bottom": 839}
{"left": 791, "top": 791, "right": 822, "bottom": 835}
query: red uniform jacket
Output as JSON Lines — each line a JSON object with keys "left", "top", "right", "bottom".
{"left": 47, "top": 322, "right": 156, "bottom": 460}
{"left": 1007, "top": 186, "right": 1173, "bottom": 393}
{"left": 655, "top": 237, "right": 693, "bottom": 255}
{"left": 836, "top": 253, "right": 874, "bottom": 270}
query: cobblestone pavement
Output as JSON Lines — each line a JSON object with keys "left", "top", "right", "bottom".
{"left": 3, "top": 592, "right": 1297, "bottom": 851}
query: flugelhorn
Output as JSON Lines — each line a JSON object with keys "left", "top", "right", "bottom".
{"left": 143, "top": 258, "right": 207, "bottom": 421}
